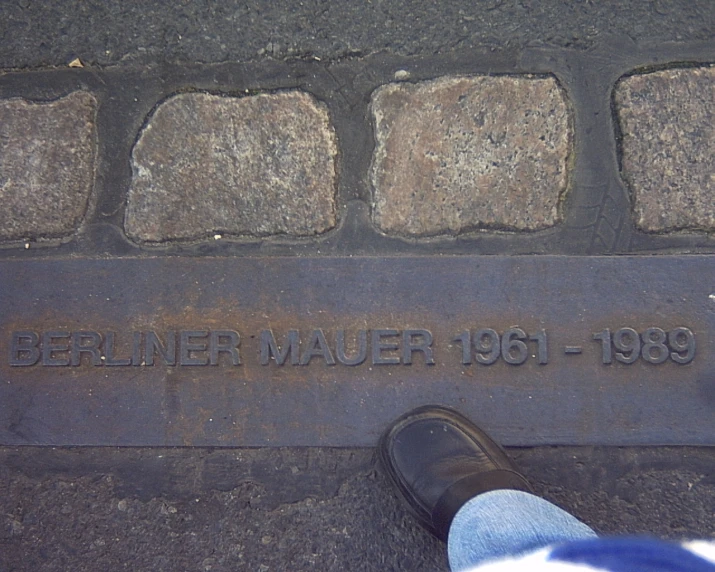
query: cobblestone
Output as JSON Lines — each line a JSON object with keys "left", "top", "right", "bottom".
{"left": 615, "top": 66, "right": 714, "bottom": 233}
{"left": 369, "top": 75, "right": 571, "bottom": 237}
{"left": 125, "top": 91, "right": 338, "bottom": 243}
{"left": 0, "top": 92, "right": 97, "bottom": 241}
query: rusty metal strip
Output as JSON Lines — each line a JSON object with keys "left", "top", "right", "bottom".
{"left": 1, "top": 255, "right": 713, "bottom": 447}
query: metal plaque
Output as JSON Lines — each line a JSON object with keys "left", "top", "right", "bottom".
{"left": 1, "top": 255, "right": 713, "bottom": 447}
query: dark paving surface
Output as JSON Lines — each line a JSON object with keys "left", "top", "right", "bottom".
{"left": 1, "top": 0, "right": 713, "bottom": 68}
{"left": 1, "top": 447, "right": 713, "bottom": 571}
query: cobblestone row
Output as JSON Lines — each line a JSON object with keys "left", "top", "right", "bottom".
{"left": 0, "top": 66, "right": 712, "bottom": 244}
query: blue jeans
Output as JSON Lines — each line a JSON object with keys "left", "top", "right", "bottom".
{"left": 447, "top": 490, "right": 597, "bottom": 571}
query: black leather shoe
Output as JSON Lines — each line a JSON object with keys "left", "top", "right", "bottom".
{"left": 378, "top": 405, "right": 533, "bottom": 541}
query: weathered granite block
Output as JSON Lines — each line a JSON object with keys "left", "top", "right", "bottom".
{"left": 615, "top": 66, "right": 714, "bottom": 232}
{"left": 125, "top": 91, "right": 338, "bottom": 242}
{"left": 370, "top": 75, "right": 571, "bottom": 237}
{"left": 0, "top": 92, "right": 97, "bottom": 241}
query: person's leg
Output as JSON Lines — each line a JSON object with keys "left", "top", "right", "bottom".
{"left": 447, "top": 489, "right": 597, "bottom": 571}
